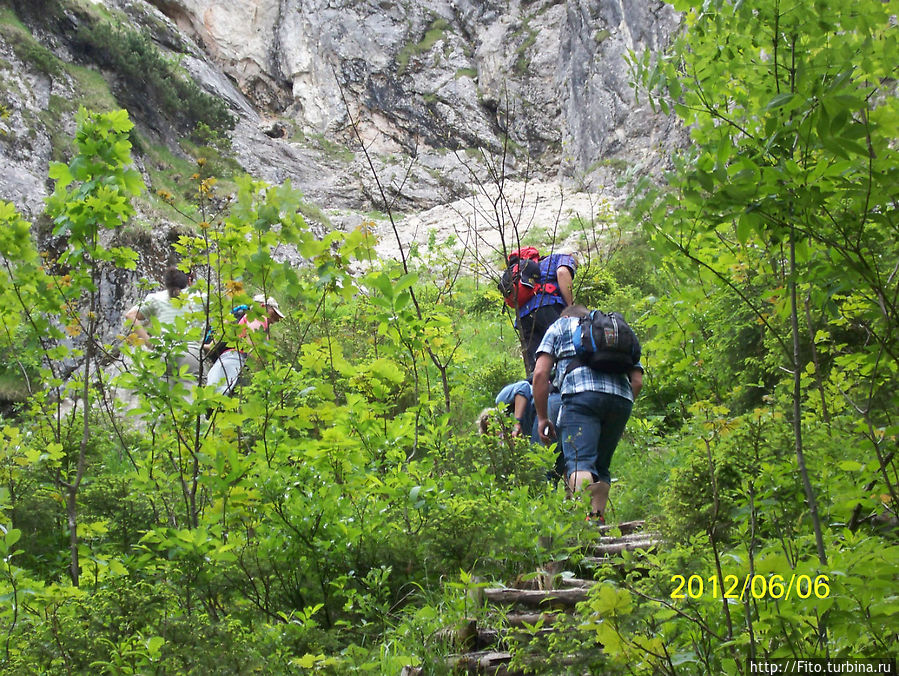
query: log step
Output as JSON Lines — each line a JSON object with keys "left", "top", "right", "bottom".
{"left": 587, "top": 537, "right": 661, "bottom": 557}
{"left": 598, "top": 531, "right": 659, "bottom": 545}
{"left": 402, "top": 518, "right": 660, "bottom": 675}
{"left": 484, "top": 586, "right": 588, "bottom": 609}
{"left": 503, "top": 612, "right": 561, "bottom": 627}
{"left": 447, "top": 650, "right": 515, "bottom": 674}
{"left": 597, "top": 519, "right": 646, "bottom": 535}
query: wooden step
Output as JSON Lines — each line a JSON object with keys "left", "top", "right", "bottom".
{"left": 598, "top": 531, "right": 658, "bottom": 545}
{"left": 447, "top": 650, "right": 515, "bottom": 674}
{"left": 484, "top": 586, "right": 588, "bottom": 609}
{"left": 402, "top": 518, "right": 660, "bottom": 675}
{"left": 597, "top": 519, "right": 646, "bottom": 535}
{"left": 432, "top": 618, "right": 558, "bottom": 652}
{"left": 402, "top": 650, "right": 518, "bottom": 675}
{"left": 587, "top": 536, "right": 660, "bottom": 557}
{"left": 503, "top": 612, "right": 561, "bottom": 627}
{"left": 557, "top": 576, "right": 596, "bottom": 589}
{"left": 477, "top": 626, "right": 555, "bottom": 647}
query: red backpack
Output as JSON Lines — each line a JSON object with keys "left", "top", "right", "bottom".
{"left": 498, "top": 247, "right": 543, "bottom": 308}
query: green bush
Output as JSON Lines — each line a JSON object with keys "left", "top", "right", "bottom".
{"left": 464, "top": 284, "right": 505, "bottom": 316}
{"left": 574, "top": 264, "right": 620, "bottom": 308}
{"left": 74, "top": 19, "right": 234, "bottom": 134}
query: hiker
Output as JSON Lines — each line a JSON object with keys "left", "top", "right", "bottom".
{"left": 124, "top": 266, "right": 203, "bottom": 376}
{"left": 493, "top": 378, "right": 561, "bottom": 444}
{"left": 486, "top": 378, "right": 565, "bottom": 481}
{"left": 205, "top": 294, "right": 285, "bottom": 396}
{"left": 494, "top": 379, "right": 536, "bottom": 439}
{"left": 532, "top": 305, "right": 643, "bottom": 524}
{"left": 499, "top": 247, "right": 576, "bottom": 375}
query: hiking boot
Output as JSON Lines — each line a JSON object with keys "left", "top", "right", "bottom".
{"left": 587, "top": 510, "right": 605, "bottom": 526}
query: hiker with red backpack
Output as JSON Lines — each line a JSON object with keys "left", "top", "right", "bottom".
{"left": 532, "top": 304, "right": 643, "bottom": 525}
{"left": 498, "top": 247, "right": 576, "bottom": 374}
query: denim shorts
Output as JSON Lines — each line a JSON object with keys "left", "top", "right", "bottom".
{"left": 559, "top": 390, "right": 633, "bottom": 484}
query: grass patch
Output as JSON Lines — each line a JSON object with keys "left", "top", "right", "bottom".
{"left": 0, "top": 7, "right": 64, "bottom": 77}
{"left": 513, "top": 18, "right": 538, "bottom": 75}
{"left": 587, "top": 157, "right": 630, "bottom": 174}
{"left": 455, "top": 67, "right": 478, "bottom": 80}
{"left": 138, "top": 135, "right": 244, "bottom": 227}
{"left": 594, "top": 28, "right": 611, "bottom": 45}
{"left": 33, "top": 64, "right": 117, "bottom": 162}
{"left": 298, "top": 201, "right": 331, "bottom": 229}
{"left": 66, "top": 62, "right": 120, "bottom": 110}
{"left": 141, "top": 140, "right": 203, "bottom": 219}
{"left": 397, "top": 17, "right": 449, "bottom": 76}
{"left": 38, "top": 95, "right": 79, "bottom": 162}
{"left": 307, "top": 133, "right": 354, "bottom": 163}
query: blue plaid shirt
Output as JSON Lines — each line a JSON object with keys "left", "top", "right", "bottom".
{"left": 537, "top": 316, "right": 642, "bottom": 402}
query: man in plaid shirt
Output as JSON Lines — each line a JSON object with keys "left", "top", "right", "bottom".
{"left": 533, "top": 305, "right": 643, "bottom": 524}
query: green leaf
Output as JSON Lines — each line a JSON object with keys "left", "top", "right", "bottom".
{"left": 395, "top": 271, "right": 419, "bottom": 293}
{"left": 766, "top": 93, "right": 794, "bottom": 110}
{"left": 296, "top": 654, "right": 322, "bottom": 668}
{"left": 394, "top": 291, "right": 411, "bottom": 311}
{"left": 122, "top": 169, "right": 144, "bottom": 196}
{"left": 145, "top": 636, "right": 165, "bottom": 656}
{"left": 48, "top": 162, "right": 73, "bottom": 189}
{"left": 4, "top": 528, "right": 21, "bottom": 549}
{"left": 369, "top": 273, "right": 394, "bottom": 300}
{"left": 106, "top": 108, "right": 134, "bottom": 133}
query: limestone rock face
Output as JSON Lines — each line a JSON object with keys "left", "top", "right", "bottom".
{"left": 0, "top": 40, "right": 58, "bottom": 217}
{"left": 1, "top": 0, "right": 684, "bottom": 222}
{"left": 149, "top": 0, "right": 683, "bottom": 180}
{"left": 0, "top": 0, "right": 684, "bottom": 380}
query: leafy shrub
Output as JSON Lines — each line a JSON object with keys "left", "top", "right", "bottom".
{"left": 80, "top": 475, "right": 155, "bottom": 550}
{"left": 465, "top": 284, "right": 505, "bottom": 316}
{"left": 574, "top": 264, "right": 620, "bottom": 308}
{"left": 660, "top": 430, "right": 744, "bottom": 542}
{"left": 190, "top": 121, "right": 231, "bottom": 152}
{"left": 74, "top": 19, "right": 234, "bottom": 134}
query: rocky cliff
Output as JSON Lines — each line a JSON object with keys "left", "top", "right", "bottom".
{"left": 1, "top": 0, "right": 683, "bottom": 217}
{"left": 152, "top": 0, "right": 683, "bottom": 188}
{"left": 0, "top": 0, "right": 682, "bottom": 325}
{"left": 0, "top": 0, "right": 683, "bottom": 364}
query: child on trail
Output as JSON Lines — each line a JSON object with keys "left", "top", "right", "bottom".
{"left": 206, "top": 294, "right": 285, "bottom": 396}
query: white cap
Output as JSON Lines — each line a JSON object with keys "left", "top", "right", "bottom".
{"left": 252, "top": 293, "right": 285, "bottom": 318}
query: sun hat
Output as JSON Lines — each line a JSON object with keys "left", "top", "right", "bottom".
{"left": 252, "top": 293, "right": 285, "bottom": 318}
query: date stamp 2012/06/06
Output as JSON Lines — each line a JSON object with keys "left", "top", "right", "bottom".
{"left": 670, "top": 573, "right": 831, "bottom": 601}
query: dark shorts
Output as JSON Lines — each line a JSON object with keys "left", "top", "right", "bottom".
{"left": 559, "top": 390, "right": 633, "bottom": 484}
{"left": 519, "top": 302, "right": 564, "bottom": 373}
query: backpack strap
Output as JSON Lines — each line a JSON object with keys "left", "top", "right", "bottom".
{"left": 534, "top": 254, "right": 568, "bottom": 299}
{"left": 563, "top": 355, "right": 586, "bottom": 377}
{"left": 538, "top": 282, "right": 560, "bottom": 297}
